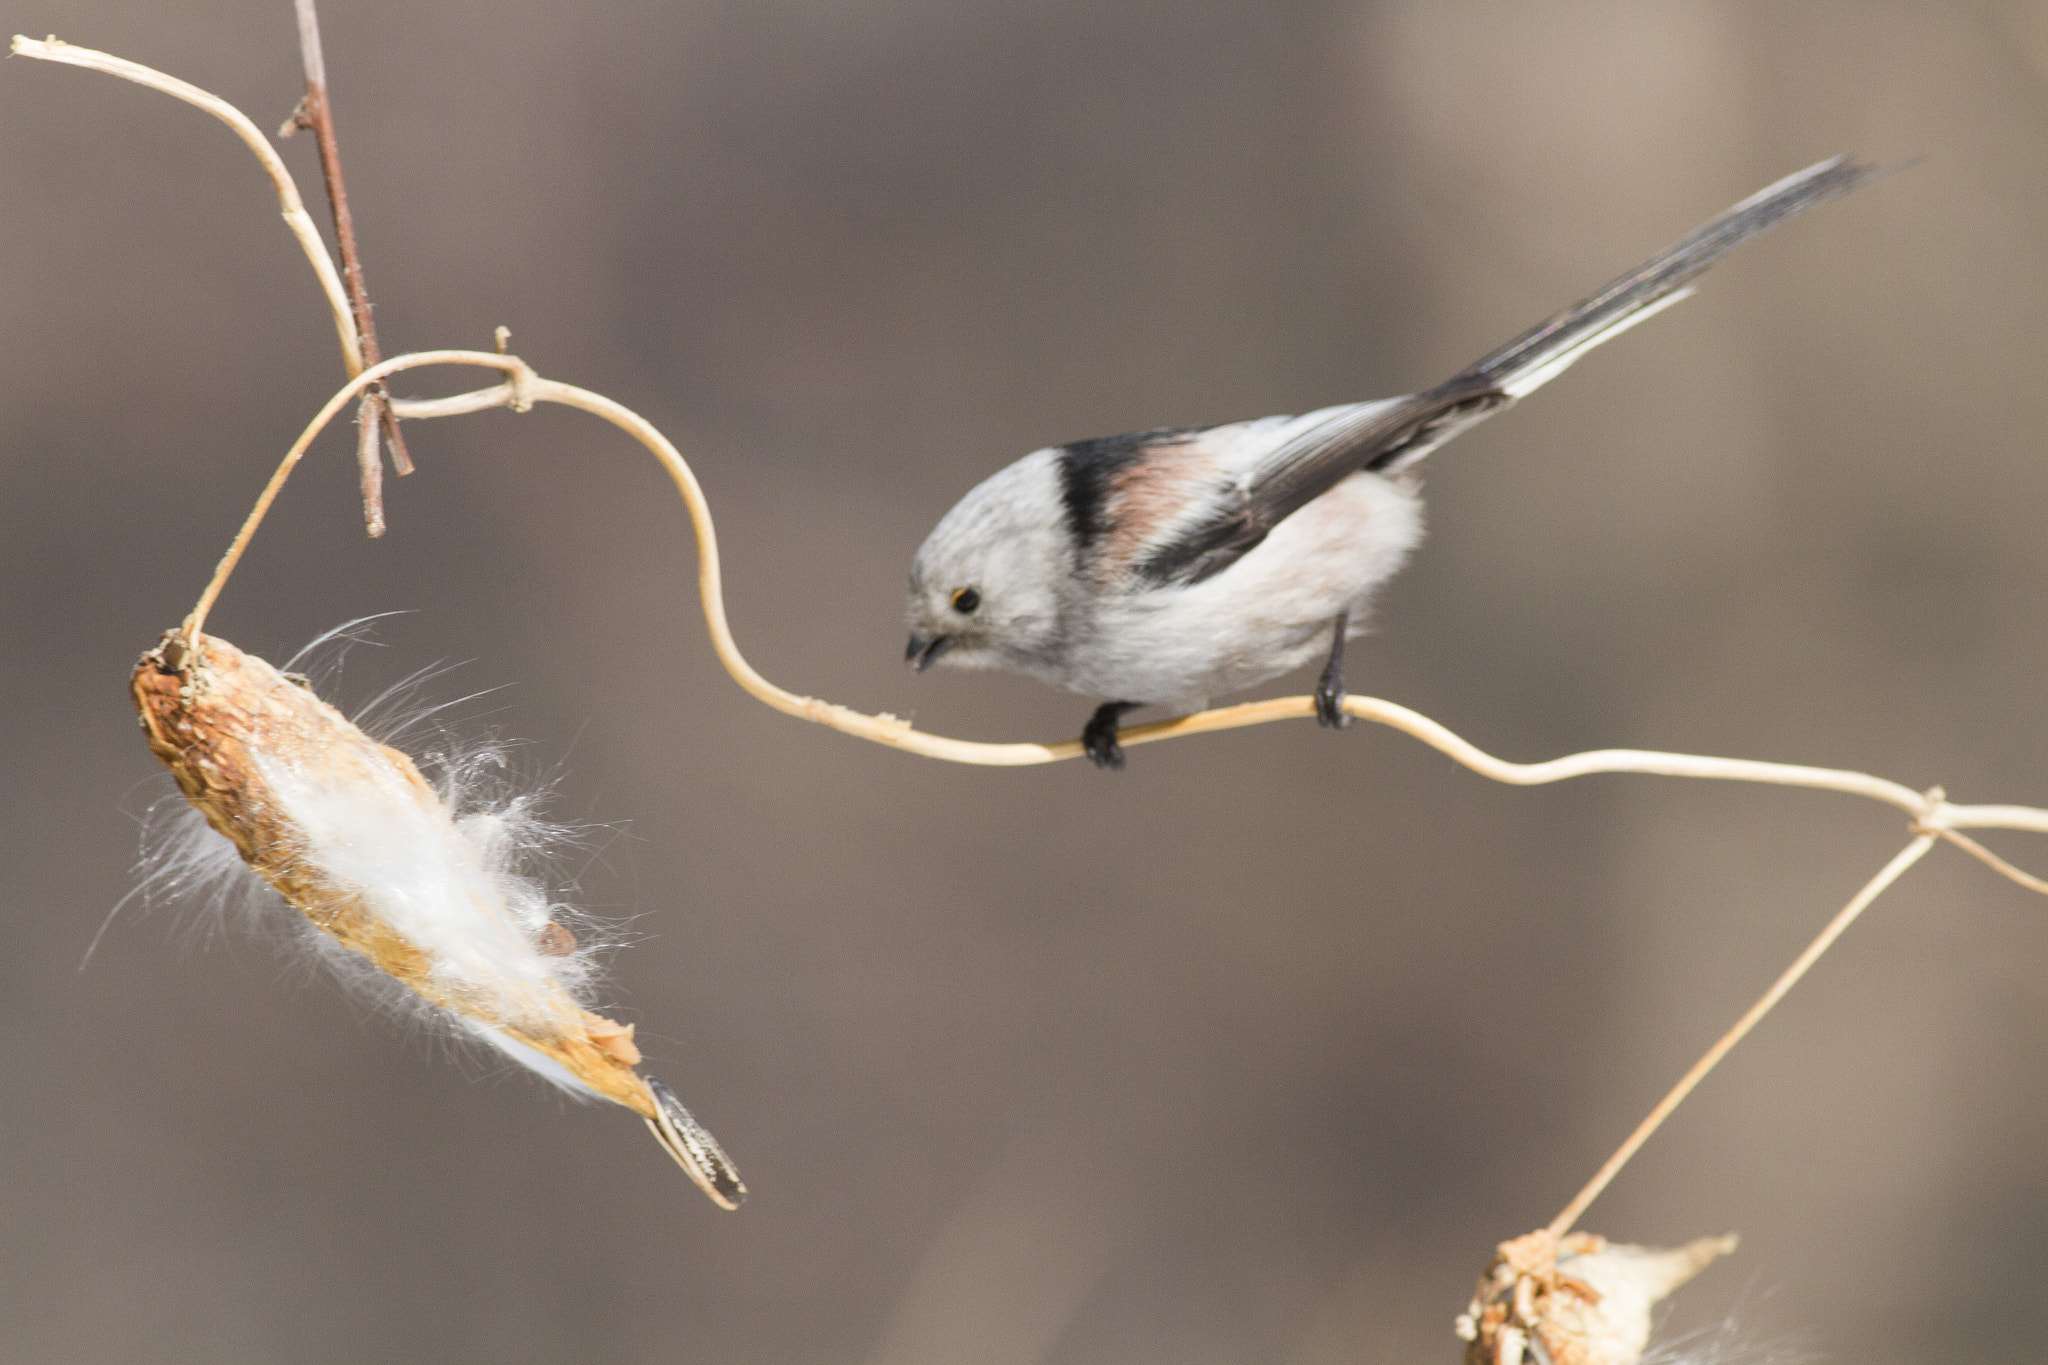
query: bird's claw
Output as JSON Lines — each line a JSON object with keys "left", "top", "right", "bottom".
{"left": 1085, "top": 732, "right": 1126, "bottom": 770}
{"left": 1082, "top": 701, "right": 1137, "bottom": 770}
{"left": 1314, "top": 678, "right": 1350, "bottom": 729}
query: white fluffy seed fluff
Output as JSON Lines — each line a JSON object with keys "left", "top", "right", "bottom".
{"left": 1458, "top": 1230, "right": 1740, "bottom": 1365}
{"left": 131, "top": 624, "right": 610, "bottom": 1081}
{"left": 135, "top": 752, "right": 615, "bottom": 1099}
{"left": 265, "top": 753, "right": 585, "bottom": 1000}
{"left": 129, "top": 624, "right": 746, "bottom": 1207}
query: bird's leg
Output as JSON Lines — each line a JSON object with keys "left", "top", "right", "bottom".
{"left": 1082, "top": 701, "right": 1143, "bottom": 771}
{"left": 1314, "top": 611, "right": 1351, "bottom": 730}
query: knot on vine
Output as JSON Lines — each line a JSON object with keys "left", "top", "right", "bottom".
{"left": 506, "top": 357, "right": 538, "bottom": 414}
{"left": 1911, "top": 785, "right": 1951, "bottom": 835}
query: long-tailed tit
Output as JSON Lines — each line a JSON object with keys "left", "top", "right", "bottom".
{"left": 906, "top": 157, "right": 1884, "bottom": 768}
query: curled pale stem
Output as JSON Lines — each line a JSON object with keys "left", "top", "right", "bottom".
{"left": 165, "top": 357, "right": 2048, "bottom": 1238}
{"left": 13, "top": 36, "right": 362, "bottom": 375}
{"left": 192, "top": 356, "right": 2043, "bottom": 1232}
{"left": 192, "top": 352, "right": 2048, "bottom": 868}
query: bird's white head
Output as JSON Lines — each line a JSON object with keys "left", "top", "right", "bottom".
{"left": 905, "top": 449, "right": 1075, "bottom": 676}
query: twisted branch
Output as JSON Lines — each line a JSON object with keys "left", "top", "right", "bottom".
{"left": 185, "top": 350, "right": 2048, "bottom": 850}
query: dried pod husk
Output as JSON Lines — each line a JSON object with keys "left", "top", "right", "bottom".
{"left": 130, "top": 628, "right": 743, "bottom": 1208}
{"left": 1456, "top": 1228, "right": 1738, "bottom": 1365}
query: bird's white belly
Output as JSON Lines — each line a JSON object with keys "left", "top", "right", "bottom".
{"left": 1068, "top": 471, "right": 1424, "bottom": 705}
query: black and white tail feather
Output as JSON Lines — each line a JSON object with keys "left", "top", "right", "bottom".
{"left": 1144, "top": 156, "right": 1883, "bottom": 588}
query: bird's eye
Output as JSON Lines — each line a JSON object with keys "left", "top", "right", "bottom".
{"left": 951, "top": 587, "right": 981, "bottom": 614}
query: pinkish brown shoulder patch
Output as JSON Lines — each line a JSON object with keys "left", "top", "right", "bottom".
{"left": 1092, "top": 436, "right": 1224, "bottom": 583}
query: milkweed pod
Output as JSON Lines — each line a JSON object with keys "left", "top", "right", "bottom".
{"left": 1455, "top": 1229, "right": 1737, "bottom": 1365}
{"left": 130, "top": 628, "right": 744, "bottom": 1208}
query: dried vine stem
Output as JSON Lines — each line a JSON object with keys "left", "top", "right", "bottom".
{"left": 12, "top": 35, "right": 361, "bottom": 375}
{"left": 15, "top": 31, "right": 406, "bottom": 534}
{"left": 281, "top": 0, "right": 414, "bottom": 535}
{"left": 189, "top": 353, "right": 2044, "bottom": 1229}
{"left": 1547, "top": 833, "right": 1937, "bottom": 1239}
{"left": 189, "top": 351, "right": 2048, "bottom": 857}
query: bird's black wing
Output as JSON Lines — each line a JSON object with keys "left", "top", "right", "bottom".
{"left": 1133, "top": 384, "right": 1504, "bottom": 586}
{"left": 1136, "top": 155, "right": 1885, "bottom": 589}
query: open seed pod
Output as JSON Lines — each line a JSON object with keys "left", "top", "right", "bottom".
{"left": 1456, "top": 1228, "right": 1738, "bottom": 1365}
{"left": 130, "top": 628, "right": 743, "bottom": 1209}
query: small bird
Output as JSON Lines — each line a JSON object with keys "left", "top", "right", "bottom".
{"left": 906, "top": 157, "right": 1884, "bottom": 768}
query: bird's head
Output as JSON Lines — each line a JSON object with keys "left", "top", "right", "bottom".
{"left": 905, "top": 450, "right": 1072, "bottom": 675}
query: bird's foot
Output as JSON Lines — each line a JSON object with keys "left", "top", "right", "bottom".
{"left": 1315, "top": 612, "right": 1351, "bottom": 730}
{"left": 1082, "top": 701, "right": 1140, "bottom": 770}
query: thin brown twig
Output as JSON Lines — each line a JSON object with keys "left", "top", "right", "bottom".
{"left": 1545, "top": 833, "right": 1938, "bottom": 1238}
{"left": 283, "top": 0, "right": 412, "bottom": 538}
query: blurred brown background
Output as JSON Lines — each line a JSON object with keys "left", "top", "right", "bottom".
{"left": 4, "top": 3, "right": 2048, "bottom": 1362}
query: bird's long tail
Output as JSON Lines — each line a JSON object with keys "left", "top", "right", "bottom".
{"left": 1367, "top": 155, "right": 1885, "bottom": 473}
{"left": 1460, "top": 156, "right": 1881, "bottom": 399}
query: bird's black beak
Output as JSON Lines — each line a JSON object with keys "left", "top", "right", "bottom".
{"left": 906, "top": 634, "right": 952, "bottom": 671}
